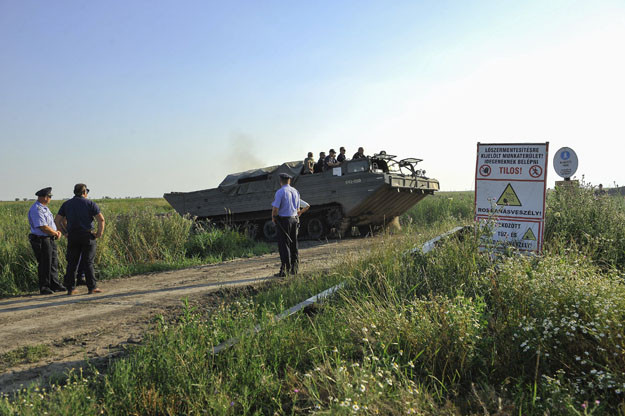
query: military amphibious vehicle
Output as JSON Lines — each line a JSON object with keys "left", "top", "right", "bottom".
{"left": 164, "top": 152, "right": 439, "bottom": 239}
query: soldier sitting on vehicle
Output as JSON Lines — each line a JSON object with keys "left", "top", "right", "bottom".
{"left": 352, "top": 147, "right": 365, "bottom": 159}
{"left": 324, "top": 149, "right": 341, "bottom": 171}
{"left": 302, "top": 152, "right": 315, "bottom": 175}
{"left": 337, "top": 146, "right": 347, "bottom": 163}
{"left": 314, "top": 152, "right": 325, "bottom": 174}
{"left": 372, "top": 150, "right": 389, "bottom": 173}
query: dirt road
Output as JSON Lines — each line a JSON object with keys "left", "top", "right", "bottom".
{"left": 0, "top": 237, "right": 379, "bottom": 393}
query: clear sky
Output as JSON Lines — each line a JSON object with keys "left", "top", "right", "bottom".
{"left": 1, "top": 0, "right": 624, "bottom": 200}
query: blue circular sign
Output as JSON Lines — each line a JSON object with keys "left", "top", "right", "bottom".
{"left": 553, "top": 147, "right": 578, "bottom": 178}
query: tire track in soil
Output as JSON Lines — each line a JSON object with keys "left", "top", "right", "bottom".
{"left": 0, "top": 237, "right": 380, "bottom": 393}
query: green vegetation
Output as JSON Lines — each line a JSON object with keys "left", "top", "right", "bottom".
{"left": 2, "top": 187, "right": 625, "bottom": 414}
{"left": 185, "top": 224, "right": 271, "bottom": 261}
{"left": 0, "top": 198, "right": 272, "bottom": 296}
{"left": 545, "top": 183, "right": 625, "bottom": 271}
{"left": 401, "top": 191, "right": 474, "bottom": 227}
{"left": 0, "top": 345, "right": 51, "bottom": 372}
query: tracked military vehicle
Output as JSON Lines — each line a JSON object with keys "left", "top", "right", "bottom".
{"left": 164, "top": 152, "right": 439, "bottom": 240}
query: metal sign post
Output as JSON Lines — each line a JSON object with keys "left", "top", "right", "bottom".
{"left": 475, "top": 142, "right": 549, "bottom": 253}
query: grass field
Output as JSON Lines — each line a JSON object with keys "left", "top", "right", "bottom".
{"left": 0, "top": 198, "right": 272, "bottom": 297}
{"left": 2, "top": 187, "right": 625, "bottom": 414}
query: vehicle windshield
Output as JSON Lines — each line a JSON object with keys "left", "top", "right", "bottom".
{"left": 347, "top": 159, "right": 369, "bottom": 173}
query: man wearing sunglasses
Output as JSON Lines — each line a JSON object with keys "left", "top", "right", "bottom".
{"left": 28, "top": 187, "right": 66, "bottom": 295}
{"left": 55, "top": 183, "right": 105, "bottom": 295}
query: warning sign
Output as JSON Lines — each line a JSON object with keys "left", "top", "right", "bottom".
{"left": 522, "top": 227, "right": 537, "bottom": 241}
{"left": 475, "top": 180, "right": 545, "bottom": 219}
{"left": 529, "top": 165, "right": 543, "bottom": 178}
{"left": 475, "top": 142, "right": 548, "bottom": 253}
{"left": 476, "top": 217, "right": 543, "bottom": 252}
{"left": 496, "top": 184, "right": 522, "bottom": 206}
{"left": 476, "top": 144, "right": 547, "bottom": 181}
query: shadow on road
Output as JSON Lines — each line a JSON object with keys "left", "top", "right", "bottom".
{"left": 0, "top": 276, "right": 275, "bottom": 314}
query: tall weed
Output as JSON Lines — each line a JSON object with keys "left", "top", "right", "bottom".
{"left": 402, "top": 191, "right": 474, "bottom": 227}
{"left": 545, "top": 182, "right": 625, "bottom": 270}
{"left": 4, "top": 187, "right": 625, "bottom": 414}
{"left": 185, "top": 224, "right": 269, "bottom": 261}
{"left": 0, "top": 199, "right": 270, "bottom": 296}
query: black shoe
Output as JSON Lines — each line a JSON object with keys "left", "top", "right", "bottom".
{"left": 52, "top": 284, "right": 67, "bottom": 292}
{"left": 40, "top": 287, "right": 54, "bottom": 295}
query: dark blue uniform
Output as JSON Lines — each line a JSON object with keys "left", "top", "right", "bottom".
{"left": 58, "top": 196, "right": 101, "bottom": 291}
{"left": 272, "top": 180, "right": 300, "bottom": 275}
{"left": 28, "top": 198, "right": 64, "bottom": 293}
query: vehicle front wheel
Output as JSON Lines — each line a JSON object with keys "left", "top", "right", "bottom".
{"left": 306, "top": 217, "right": 326, "bottom": 239}
{"left": 263, "top": 220, "right": 277, "bottom": 241}
{"left": 358, "top": 225, "right": 371, "bottom": 237}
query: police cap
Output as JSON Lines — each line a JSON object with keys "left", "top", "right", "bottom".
{"left": 279, "top": 173, "right": 292, "bottom": 180}
{"left": 35, "top": 187, "right": 52, "bottom": 197}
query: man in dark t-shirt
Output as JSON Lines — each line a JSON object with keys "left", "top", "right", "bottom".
{"left": 337, "top": 146, "right": 347, "bottom": 163}
{"left": 314, "top": 152, "right": 326, "bottom": 174}
{"left": 324, "top": 149, "right": 340, "bottom": 171}
{"left": 352, "top": 147, "right": 365, "bottom": 159}
{"left": 55, "top": 183, "right": 105, "bottom": 295}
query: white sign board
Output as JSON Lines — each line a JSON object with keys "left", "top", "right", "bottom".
{"left": 475, "top": 217, "right": 543, "bottom": 252}
{"left": 475, "top": 181, "right": 545, "bottom": 219}
{"left": 475, "top": 143, "right": 549, "bottom": 252}
{"left": 553, "top": 147, "right": 578, "bottom": 179}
